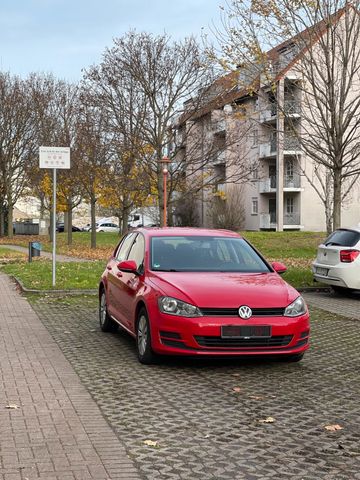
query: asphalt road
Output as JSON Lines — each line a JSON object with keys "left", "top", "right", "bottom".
{"left": 31, "top": 295, "right": 360, "bottom": 480}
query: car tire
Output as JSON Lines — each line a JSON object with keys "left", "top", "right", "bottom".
{"left": 136, "top": 308, "right": 156, "bottom": 364}
{"left": 99, "top": 290, "right": 118, "bottom": 333}
{"left": 332, "top": 285, "right": 351, "bottom": 294}
{"left": 281, "top": 353, "right": 304, "bottom": 363}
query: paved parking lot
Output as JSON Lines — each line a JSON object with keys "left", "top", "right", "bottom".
{"left": 32, "top": 294, "right": 360, "bottom": 480}
{"left": 304, "top": 289, "right": 360, "bottom": 320}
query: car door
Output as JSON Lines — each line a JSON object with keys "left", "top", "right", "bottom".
{"left": 109, "top": 233, "right": 146, "bottom": 332}
{"left": 106, "top": 233, "right": 137, "bottom": 322}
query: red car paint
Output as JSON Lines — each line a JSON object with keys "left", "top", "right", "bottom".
{"left": 99, "top": 228, "right": 310, "bottom": 359}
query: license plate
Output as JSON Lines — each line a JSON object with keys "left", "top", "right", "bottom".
{"left": 316, "top": 267, "right": 328, "bottom": 276}
{"left": 221, "top": 325, "right": 271, "bottom": 338}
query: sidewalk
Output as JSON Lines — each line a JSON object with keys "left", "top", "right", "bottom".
{"left": 0, "top": 273, "right": 141, "bottom": 480}
{"left": 1, "top": 245, "right": 89, "bottom": 262}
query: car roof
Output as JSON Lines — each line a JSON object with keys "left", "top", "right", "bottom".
{"left": 135, "top": 227, "right": 242, "bottom": 239}
{"left": 334, "top": 225, "right": 360, "bottom": 233}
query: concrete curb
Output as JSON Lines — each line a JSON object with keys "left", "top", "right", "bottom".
{"left": 11, "top": 275, "right": 98, "bottom": 296}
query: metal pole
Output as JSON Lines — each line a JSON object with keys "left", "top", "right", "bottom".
{"left": 52, "top": 168, "right": 57, "bottom": 286}
{"left": 163, "top": 168, "right": 167, "bottom": 227}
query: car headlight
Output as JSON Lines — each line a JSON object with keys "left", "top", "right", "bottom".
{"left": 158, "top": 296, "right": 203, "bottom": 317}
{"left": 284, "top": 296, "right": 307, "bottom": 317}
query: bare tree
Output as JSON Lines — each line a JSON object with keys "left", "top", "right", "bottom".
{"left": 208, "top": 184, "right": 246, "bottom": 230}
{"left": 101, "top": 32, "right": 220, "bottom": 226}
{"left": 0, "top": 72, "right": 36, "bottom": 238}
{"left": 213, "top": 0, "right": 360, "bottom": 230}
{"left": 83, "top": 47, "right": 152, "bottom": 233}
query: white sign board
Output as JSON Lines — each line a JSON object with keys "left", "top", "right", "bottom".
{"left": 39, "top": 146, "right": 70, "bottom": 169}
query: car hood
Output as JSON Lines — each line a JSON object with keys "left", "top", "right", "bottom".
{"left": 148, "top": 271, "right": 298, "bottom": 308}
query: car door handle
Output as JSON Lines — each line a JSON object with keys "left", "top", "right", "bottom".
{"left": 116, "top": 272, "right": 123, "bottom": 278}
{"left": 106, "top": 266, "right": 112, "bottom": 271}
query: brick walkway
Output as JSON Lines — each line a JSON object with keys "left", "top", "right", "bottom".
{"left": 0, "top": 273, "right": 141, "bottom": 480}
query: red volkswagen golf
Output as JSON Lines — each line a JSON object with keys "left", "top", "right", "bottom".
{"left": 99, "top": 228, "right": 310, "bottom": 364}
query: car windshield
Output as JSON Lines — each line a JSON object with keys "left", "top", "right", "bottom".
{"left": 151, "top": 236, "right": 270, "bottom": 273}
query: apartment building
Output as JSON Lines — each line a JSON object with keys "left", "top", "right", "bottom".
{"left": 176, "top": 9, "right": 360, "bottom": 231}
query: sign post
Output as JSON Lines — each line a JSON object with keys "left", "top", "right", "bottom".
{"left": 39, "top": 146, "right": 70, "bottom": 287}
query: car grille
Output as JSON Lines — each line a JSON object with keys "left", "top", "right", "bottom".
{"left": 194, "top": 335, "right": 293, "bottom": 349}
{"left": 199, "top": 307, "right": 285, "bottom": 317}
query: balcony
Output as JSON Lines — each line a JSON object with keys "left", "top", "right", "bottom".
{"left": 259, "top": 175, "right": 276, "bottom": 193}
{"left": 259, "top": 140, "right": 277, "bottom": 158}
{"left": 213, "top": 119, "right": 225, "bottom": 135}
{"left": 284, "top": 136, "right": 301, "bottom": 154}
{"left": 284, "top": 173, "right": 302, "bottom": 190}
{"left": 260, "top": 212, "right": 301, "bottom": 229}
{"left": 212, "top": 150, "right": 226, "bottom": 166}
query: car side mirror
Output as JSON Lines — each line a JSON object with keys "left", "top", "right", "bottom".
{"left": 271, "top": 261, "right": 287, "bottom": 274}
{"left": 117, "top": 260, "right": 139, "bottom": 274}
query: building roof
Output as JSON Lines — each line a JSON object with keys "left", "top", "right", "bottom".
{"left": 178, "top": 5, "right": 349, "bottom": 124}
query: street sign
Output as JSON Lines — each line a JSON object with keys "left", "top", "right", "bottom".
{"left": 39, "top": 146, "right": 71, "bottom": 287}
{"left": 39, "top": 146, "right": 70, "bottom": 169}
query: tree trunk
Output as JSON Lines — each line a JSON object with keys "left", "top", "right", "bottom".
{"left": 67, "top": 202, "right": 73, "bottom": 246}
{"left": 64, "top": 211, "right": 69, "bottom": 233}
{"left": 333, "top": 169, "right": 342, "bottom": 230}
{"left": 7, "top": 205, "right": 13, "bottom": 239}
{"left": 90, "top": 195, "right": 97, "bottom": 249}
{"left": 0, "top": 207, "right": 4, "bottom": 237}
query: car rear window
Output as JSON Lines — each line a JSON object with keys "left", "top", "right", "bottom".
{"left": 324, "top": 229, "right": 360, "bottom": 247}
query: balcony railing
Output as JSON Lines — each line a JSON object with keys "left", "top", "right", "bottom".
{"left": 284, "top": 136, "right": 301, "bottom": 152}
{"left": 213, "top": 119, "right": 225, "bottom": 134}
{"left": 284, "top": 100, "right": 301, "bottom": 116}
{"left": 284, "top": 213, "right": 301, "bottom": 225}
{"left": 259, "top": 176, "right": 277, "bottom": 193}
{"left": 284, "top": 173, "right": 301, "bottom": 188}
{"left": 259, "top": 173, "right": 301, "bottom": 193}
{"left": 260, "top": 212, "right": 300, "bottom": 228}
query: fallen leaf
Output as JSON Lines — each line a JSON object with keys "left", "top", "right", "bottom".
{"left": 258, "top": 416, "right": 275, "bottom": 423}
{"left": 325, "top": 424, "right": 343, "bottom": 431}
{"left": 143, "top": 439, "right": 158, "bottom": 447}
{"left": 232, "top": 373, "right": 240, "bottom": 377}
{"left": 249, "top": 395, "right": 264, "bottom": 400}
{"left": 232, "top": 387, "right": 242, "bottom": 393}
{"left": 5, "top": 404, "right": 19, "bottom": 409}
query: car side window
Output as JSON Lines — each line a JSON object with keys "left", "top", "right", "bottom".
{"left": 115, "top": 233, "right": 136, "bottom": 261}
{"left": 127, "top": 234, "right": 145, "bottom": 270}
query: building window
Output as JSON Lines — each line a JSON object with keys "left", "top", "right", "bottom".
{"left": 251, "top": 198, "right": 258, "bottom": 215}
{"left": 251, "top": 128, "right": 258, "bottom": 147}
{"left": 286, "top": 159, "right": 294, "bottom": 178}
{"left": 286, "top": 197, "right": 294, "bottom": 214}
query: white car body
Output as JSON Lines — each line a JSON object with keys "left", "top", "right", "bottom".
{"left": 95, "top": 221, "right": 120, "bottom": 233}
{"left": 312, "top": 225, "right": 360, "bottom": 291}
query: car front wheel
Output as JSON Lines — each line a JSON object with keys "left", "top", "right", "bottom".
{"left": 136, "top": 308, "right": 156, "bottom": 364}
{"left": 99, "top": 290, "right": 118, "bottom": 333}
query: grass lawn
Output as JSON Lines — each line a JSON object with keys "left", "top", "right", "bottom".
{"left": 1, "top": 260, "right": 105, "bottom": 290}
{"left": 0, "top": 246, "right": 27, "bottom": 262}
{"left": 0, "top": 230, "right": 326, "bottom": 289}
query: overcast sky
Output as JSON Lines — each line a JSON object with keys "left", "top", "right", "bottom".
{"left": 0, "top": 0, "right": 222, "bottom": 81}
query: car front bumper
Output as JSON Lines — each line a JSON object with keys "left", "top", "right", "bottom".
{"left": 149, "top": 311, "right": 310, "bottom": 357}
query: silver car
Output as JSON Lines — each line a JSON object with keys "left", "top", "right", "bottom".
{"left": 312, "top": 225, "right": 360, "bottom": 292}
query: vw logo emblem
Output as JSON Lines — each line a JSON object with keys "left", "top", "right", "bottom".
{"left": 238, "top": 305, "right": 252, "bottom": 319}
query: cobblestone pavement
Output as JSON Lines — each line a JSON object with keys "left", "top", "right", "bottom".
{"left": 0, "top": 274, "right": 141, "bottom": 480}
{"left": 304, "top": 289, "right": 360, "bottom": 320}
{"left": 31, "top": 295, "right": 360, "bottom": 480}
